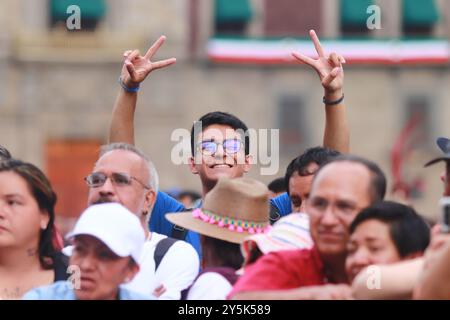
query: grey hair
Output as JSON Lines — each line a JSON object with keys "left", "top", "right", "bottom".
{"left": 99, "top": 143, "right": 159, "bottom": 192}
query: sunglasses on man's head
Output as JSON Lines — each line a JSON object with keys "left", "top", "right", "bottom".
{"left": 197, "top": 139, "right": 243, "bottom": 156}
{"left": 84, "top": 172, "right": 150, "bottom": 189}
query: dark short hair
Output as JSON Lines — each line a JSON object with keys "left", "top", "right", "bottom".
{"left": 285, "top": 147, "right": 340, "bottom": 195}
{"left": 0, "top": 159, "right": 58, "bottom": 269}
{"left": 190, "top": 111, "right": 250, "bottom": 156}
{"left": 0, "top": 145, "right": 11, "bottom": 160}
{"left": 350, "top": 201, "right": 430, "bottom": 258}
{"left": 201, "top": 235, "right": 244, "bottom": 270}
{"left": 314, "top": 154, "right": 387, "bottom": 203}
{"left": 268, "top": 177, "right": 286, "bottom": 194}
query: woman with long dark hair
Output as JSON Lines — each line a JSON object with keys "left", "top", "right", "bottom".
{"left": 0, "top": 159, "right": 68, "bottom": 299}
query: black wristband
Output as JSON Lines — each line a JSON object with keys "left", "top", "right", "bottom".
{"left": 323, "top": 93, "right": 344, "bottom": 105}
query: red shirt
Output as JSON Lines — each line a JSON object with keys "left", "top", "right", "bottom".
{"left": 228, "top": 247, "right": 326, "bottom": 299}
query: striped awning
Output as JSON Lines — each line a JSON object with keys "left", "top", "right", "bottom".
{"left": 207, "top": 37, "right": 450, "bottom": 65}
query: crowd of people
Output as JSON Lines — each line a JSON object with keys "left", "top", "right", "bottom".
{"left": 0, "top": 30, "right": 449, "bottom": 300}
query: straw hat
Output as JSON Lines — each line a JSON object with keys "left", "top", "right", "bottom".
{"left": 166, "top": 177, "right": 271, "bottom": 244}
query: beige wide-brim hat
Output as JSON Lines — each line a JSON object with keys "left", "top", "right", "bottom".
{"left": 166, "top": 177, "right": 271, "bottom": 244}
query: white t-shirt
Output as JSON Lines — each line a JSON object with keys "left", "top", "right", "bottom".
{"left": 124, "top": 232, "right": 200, "bottom": 300}
{"left": 186, "top": 272, "right": 233, "bottom": 300}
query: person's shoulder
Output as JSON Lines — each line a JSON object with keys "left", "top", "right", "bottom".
{"left": 119, "top": 287, "right": 155, "bottom": 300}
{"left": 165, "top": 237, "right": 199, "bottom": 261}
{"left": 265, "top": 248, "right": 316, "bottom": 266}
{"left": 156, "top": 191, "right": 185, "bottom": 212}
{"left": 187, "top": 272, "right": 233, "bottom": 300}
{"left": 278, "top": 247, "right": 315, "bottom": 258}
{"left": 152, "top": 231, "right": 197, "bottom": 255}
{"left": 197, "top": 270, "right": 235, "bottom": 288}
{"left": 151, "top": 233, "right": 199, "bottom": 263}
{"left": 143, "top": 232, "right": 167, "bottom": 254}
{"left": 171, "top": 237, "right": 196, "bottom": 251}
{"left": 23, "top": 281, "right": 73, "bottom": 300}
{"left": 151, "top": 232, "right": 168, "bottom": 243}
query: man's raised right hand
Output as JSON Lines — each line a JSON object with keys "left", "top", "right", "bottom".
{"left": 121, "top": 35, "right": 176, "bottom": 89}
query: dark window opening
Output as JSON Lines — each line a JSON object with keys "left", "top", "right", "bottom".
{"left": 214, "top": 0, "right": 253, "bottom": 36}
{"left": 49, "top": 0, "right": 106, "bottom": 32}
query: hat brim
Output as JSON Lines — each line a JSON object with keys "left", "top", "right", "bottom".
{"left": 424, "top": 156, "right": 450, "bottom": 167}
{"left": 166, "top": 211, "right": 256, "bottom": 244}
{"left": 65, "top": 231, "right": 130, "bottom": 259}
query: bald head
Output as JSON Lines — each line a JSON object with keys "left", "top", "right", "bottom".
{"left": 99, "top": 143, "right": 158, "bottom": 191}
{"left": 306, "top": 156, "right": 386, "bottom": 259}
{"left": 311, "top": 161, "right": 374, "bottom": 212}
{"left": 95, "top": 149, "right": 150, "bottom": 187}
{"left": 312, "top": 155, "right": 386, "bottom": 204}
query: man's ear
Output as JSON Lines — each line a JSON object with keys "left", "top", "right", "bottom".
{"left": 188, "top": 156, "right": 199, "bottom": 174}
{"left": 243, "top": 154, "right": 253, "bottom": 173}
{"left": 144, "top": 189, "right": 156, "bottom": 214}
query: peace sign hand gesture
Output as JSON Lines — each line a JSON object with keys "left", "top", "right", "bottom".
{"left": 121, "top": 35, "right": 176, "bottom": 89}
{"left": 292, "top": 30, "right": 345, "bottom": 97}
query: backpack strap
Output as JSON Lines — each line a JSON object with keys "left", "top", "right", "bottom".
{"left": 154, "top": 237, "right": 179, "bottom": 272}
{"left": 171, "top": 224, "right": 189, "bottom": 241}
{"left": 171, "top": 207, "right": 194, "bottom": 240}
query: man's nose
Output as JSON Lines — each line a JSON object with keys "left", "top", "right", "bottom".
{"left": 79, "top": 252, "right": 97, "bottom": 271}
{"left": 214, "top": 143, "right": 225, "bottom": 158}
{"left": 98, "top": 177, "right": 115, "bottom": 195}
{"left": 320, "top": 205, "right": 339, "bottom": 226}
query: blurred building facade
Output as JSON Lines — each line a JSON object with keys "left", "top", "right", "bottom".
{"left": 0, "top": 0, "right": 449, "bottom": 224}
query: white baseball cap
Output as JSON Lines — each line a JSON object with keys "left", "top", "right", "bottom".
{"left": 66, "top": 203, "right": 145, "bottom": 264}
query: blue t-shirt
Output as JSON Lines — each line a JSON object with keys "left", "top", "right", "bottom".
{"left": 149, "top": 191, "right": 293, "bottom": 259}
{"left": 23, "top": 281, "right": 154, "bottom": 300}
{"left": 149, "top": 191, "right": 201, "bottom": 257}
{"left": 270, "top": 192, "right": 292, "bottom": 216}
